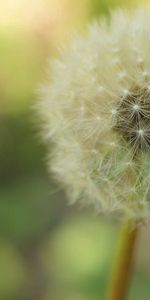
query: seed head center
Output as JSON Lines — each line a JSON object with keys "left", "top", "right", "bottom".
{"left": 114, "top": 87, "right": 150, "bottom": 154}
{"left": 133, "top": 104, "right": 140, "bottom": 111}
{"left": 138, "top": 129, "right": 144, "bottom": 136}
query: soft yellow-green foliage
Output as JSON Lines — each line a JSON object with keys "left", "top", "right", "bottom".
{"left": 0, "top": 241, "right": 26, "bottom": 297}
{"left": 38, "top": 8, "right": 150, "bottom": 222}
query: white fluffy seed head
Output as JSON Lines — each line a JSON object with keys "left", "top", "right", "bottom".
{"left": 38, "top": 7, "right": 150, "bottom": 224}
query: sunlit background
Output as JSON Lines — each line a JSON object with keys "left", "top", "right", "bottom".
{"left": 0, "top": 1, "right": 150, "bottom": 300}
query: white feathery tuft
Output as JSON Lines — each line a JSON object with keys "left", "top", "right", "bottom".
{"left": 37, "top": 7, "right": 150, "bottom": 223}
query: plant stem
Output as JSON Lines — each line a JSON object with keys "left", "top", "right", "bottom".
{"left": 106, "top": 220, "right": 139, "bottom": 300}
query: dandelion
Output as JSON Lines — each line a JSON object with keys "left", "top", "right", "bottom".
{"left": 37, "top": 8, "right": 150, "bottom": 300}
{"left": 38, "top": 8, "right": 150, "bottom": 223}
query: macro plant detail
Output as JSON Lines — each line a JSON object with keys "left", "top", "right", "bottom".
{"left": 37, "top": 7, "right": 150, "bottom": 300}
{"left": 38, "top": 8, "right": 150, "bottom": 223}
{"left": 114, "top": 87, "right": 150, "bottom": 155}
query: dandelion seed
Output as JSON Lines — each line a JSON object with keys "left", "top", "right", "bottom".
{"left": 138, "top": 129, "right": 144, "bottom": 136}
{"left": 132, "top": 104, "right": 140, "bottom": 111}
{"left": 122, "top": 89, "right": 130, "bottom": 96}
{"left": 111, "top": 109, "right": 117, "bottom": 116}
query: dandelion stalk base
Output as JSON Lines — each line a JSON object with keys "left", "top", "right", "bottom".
{"left": 106, "top": 220, "right": 139, "bottom": 300}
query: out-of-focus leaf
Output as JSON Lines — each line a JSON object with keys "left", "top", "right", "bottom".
{"left": 0, "top": 240, "right": 26, "bottom": 299}
{"left": 41, "top": 215, "right": 118, "bottom": 299}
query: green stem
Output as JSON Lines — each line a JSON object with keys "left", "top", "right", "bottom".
{"left": 106, "top": 220, "right": 139, "bottom": 300}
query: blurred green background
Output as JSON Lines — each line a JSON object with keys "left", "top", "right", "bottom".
{"left": 0, "top": 1, "right": 150, "bottom": 300}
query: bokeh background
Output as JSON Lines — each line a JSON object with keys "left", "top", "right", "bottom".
{"left": 0, "top": 1, "right": 150, "bottom": 300}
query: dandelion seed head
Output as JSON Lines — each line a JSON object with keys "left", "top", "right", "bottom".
{"left": 37, "top": 7, "right": 150, "bottom": 223}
